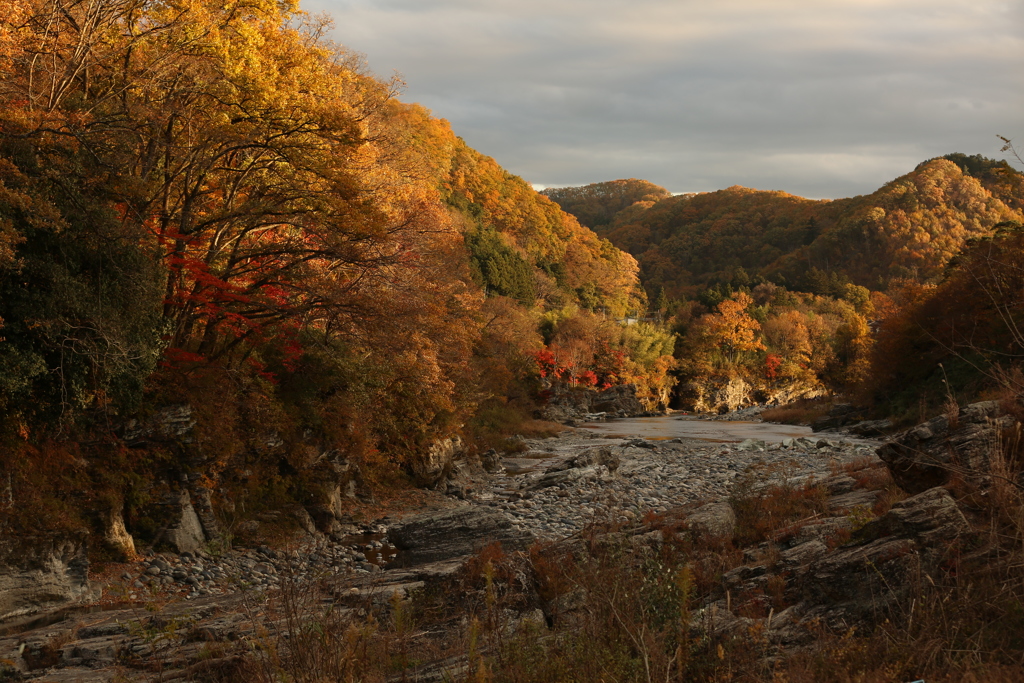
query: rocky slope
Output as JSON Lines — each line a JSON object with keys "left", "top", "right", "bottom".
{"left": 0, "top": 403, "right": 1009, "bottom": 681}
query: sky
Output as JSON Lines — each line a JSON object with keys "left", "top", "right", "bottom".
{"left": 304, "top": 0, "right": 1024, "bottom": 199}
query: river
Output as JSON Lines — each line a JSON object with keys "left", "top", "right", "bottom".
{"left": 579, "top": 414, "right": 815, "bottom": 443}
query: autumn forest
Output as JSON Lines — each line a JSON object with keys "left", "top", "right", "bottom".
{"left": 2, "top": 0, "right": 1024, "bottom": 545}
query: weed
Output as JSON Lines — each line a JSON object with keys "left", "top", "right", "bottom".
{"left": 730, "top": 462, "right": 829, "bottom": 546}
{"left": 760, "top": 398, "right": 831, "bottom": 425}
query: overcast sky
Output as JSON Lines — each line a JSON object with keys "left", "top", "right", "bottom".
{"left": 304, "top": 0, "right": 1023, "bottom": 199}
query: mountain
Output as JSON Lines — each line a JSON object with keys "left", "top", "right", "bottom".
{"left": 545, "top": 156, "right": 1024, "bottom": 300}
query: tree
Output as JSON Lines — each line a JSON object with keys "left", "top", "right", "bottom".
{"left": 699, "top": 292, "right": 765, "bottom": 365}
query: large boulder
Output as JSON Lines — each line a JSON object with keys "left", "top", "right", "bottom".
{"left": 546, "top": 447, "right": 620, "bottom": 474}
{"left": 389, "top": 507, "right": 533, "bottom": 565}
{"left": 590, "top": 385, "right": 644, "bottom": 416}
{"left": 101, "top": 507, "right": 136, "bottom": 560}
{"left": 686, "top": 501, "right": 736, "bottom": 541}
{"left": 153, "top": 489, "right": 206, "bottom": 554}
{"left": 811, "top": 403, "right": 864, "bottom": 432}
{"left": 796, "top": 486, "right": 969, "bottom": 628}
{"left": 877, "top": 401, "right": 1015, "bottom": 494}
{"left": 859, "top": 485, "right": 970, "bottom": 544}
{"left": 410, "top": 436, "right": 465, "bottom": 489}
{"left": 539, "top": 384, "right": 646, "bottom": 423}
{"left": 0, "top": 533, "right": 97, "bottom": 622}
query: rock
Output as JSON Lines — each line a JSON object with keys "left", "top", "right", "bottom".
{"left": 122, "top": 404, "right": 197, "bottom": 443}
{"left": 827, "top": 489, "right": 879, "bottom": 512}
{"left": 292, "top": 507, "right": 319, "bottom": 536}
{"left": 737, "top": 438, "right": 766, "bottom": 451}
{"left": 686, "top": 377, "right": 753, "bottom": 414}
{"left": 389, "top": 507, "right": 533, "bottom": 565}
{"left": 858, "top": 486, "right": 969, "bottom": 545}
{"left": 795, "top": 486, "right": 971, "bottom": 630}
{"left": 154, "top": 489, "right": 207, "bottom": 554}
{"left": 0, "top": 533, "right": 96, "bottom": 622}
{"left": 820, "top": 474, "right": 856, "bottom": 496}
{"left": 540, "top": 384, "right": 646, "bottom": 424}
{"left": 480, "top": 449, "right": 504, "bottom": 474}
{"left": 799, "top": 535, "right": 922, "bottom": 628}
{"left": 877, "top": 401, "right": 1014, "bottom": 494}
{"left": 237, "top": 520, "right": 259, "bottom": 536}
{"left": 547, "top": 447, "right": 620, "bottom": 474}
{"left": 686, "top": 501, "right": 736, "bottom": 540}
{"left": 812, "top": 403, "right": 865, "bottom": 432}
{"left": 101, "top": 507, "right": 136, "bottom": 560}
{"left": 590, "top": 385, "right": 645, "bottom": 416}
{"left": 412, "top": 436, "right": 464, "bottom": 488}
{"left": 778, "top": 539, "right": 829, "bottom": 569}
{"left": 576, "top": 447, "right": 620, "bottom": 473}
{"left": 527, "top": 468, "right": 587, "bottom": 491}
{"left": 847, "top": 419, "right": 893, "bottom": 437}
{"left": 190, "top": 486, "right": 223, "bottom": 545}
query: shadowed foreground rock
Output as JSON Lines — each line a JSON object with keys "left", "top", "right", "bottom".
{"left": 389, "top": 506, "right": 534, "bottom": 565}
{"left": 878, "top": 401, "right": 1015, "bottom": 494}
{"left": 698, "top": 485, "right": 973, "bottom": 648}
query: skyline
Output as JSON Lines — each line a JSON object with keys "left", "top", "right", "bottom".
{"left": 306, "top": 0, "right": 1024, "bottom": 199}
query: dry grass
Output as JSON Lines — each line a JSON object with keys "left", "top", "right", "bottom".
{"left": 729, "top": 463, "right": 830, "bottom": 547}
{"left": 761, "top": 398, "right": 831, "bottom": 425}
{"left": 198, "top": 435, "right": 1024, "bottom": 683}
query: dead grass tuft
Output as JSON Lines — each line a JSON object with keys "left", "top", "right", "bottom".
{"left": 761, "top": 398, "right": 831, "bottom": 425}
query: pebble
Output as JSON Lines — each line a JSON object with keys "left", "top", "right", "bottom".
{"left": 124, "top": 534, "right": 398, "bottom": 595}
{"left": 473, "top": 432, "right": 879, "bottom": 539}
{"left": 114, "top": 426, "right": 877, "bottom": 599}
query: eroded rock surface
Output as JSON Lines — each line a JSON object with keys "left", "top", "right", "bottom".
{"left": 539, "top": 384, "right": 647, "bottom": 423}
{"left": 388, "top": 507, "right": 533, "bottom": 565}
{"left": 878, "top": 401, "right": 1014, "bottom": 494}
{"left": 2, "top": 407, "right": 998, "bottom": 681}
{"left": 0, "top": 534, "right": 96, "bottom": 623}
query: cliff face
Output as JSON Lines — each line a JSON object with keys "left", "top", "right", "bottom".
{"left": 0, "top": 534, "right": 95, "bottom": 622}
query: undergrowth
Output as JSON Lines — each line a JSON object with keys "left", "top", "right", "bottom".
{"left": 184, "top": 445, "right": 1024, "bottom": 682}
{"left": 760, "top": 398, "right": 831, "bottom": 426}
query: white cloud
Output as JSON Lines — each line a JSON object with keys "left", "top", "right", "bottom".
{"left": 305, "top": 0, "right": 1024, "bottom": 197}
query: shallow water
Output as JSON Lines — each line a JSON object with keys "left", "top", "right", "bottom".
{"left": 338, "top": 533, "right": 398, "bottom": 567}
{"left": 580, "top": 415, "right": 814, "bottom": 443}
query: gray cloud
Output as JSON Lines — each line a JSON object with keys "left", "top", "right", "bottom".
{"left": 305, "top": 0, "right": 1024, "bottom": 198}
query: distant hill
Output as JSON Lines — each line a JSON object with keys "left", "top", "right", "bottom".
{"left": 540, "top": 179, "right": 672, "bottom": 230}
{"left": 544, "top": 155, "right": 1024, "bottom": 299}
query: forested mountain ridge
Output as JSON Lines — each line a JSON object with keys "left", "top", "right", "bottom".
{"left": 547, "top": 156, "right": 1024, "bottom": 299}
{"left": 544, "top": 157, "right": 1024, "bottom": 415}
{"left": 0, "top": 0, "right": 671, "bottom": 543}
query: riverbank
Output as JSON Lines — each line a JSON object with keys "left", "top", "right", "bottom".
{"left": 0, "top": 417, "right": 889, "bottom": 681}
{"left": 480, "top": 425, "right": 878, "bottom": 539}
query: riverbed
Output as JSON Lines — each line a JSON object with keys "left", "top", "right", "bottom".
{"left": 487, "top": 419, "right": 881, "bottom": 540}
{"left": 580, "top": 415, "right": 813, "bottom": 443}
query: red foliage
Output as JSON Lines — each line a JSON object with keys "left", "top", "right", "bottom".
{"left": 533, "top": 349, "right": 558, "bottom": 378}
{"left": 160, "top": 347, "right": 206, "bottom": 368}
{"left": 765, "top": 353, "right": 783, "bottom": 380}
{"left": 593, "top": 341, "right": 627, "bottom": 387}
